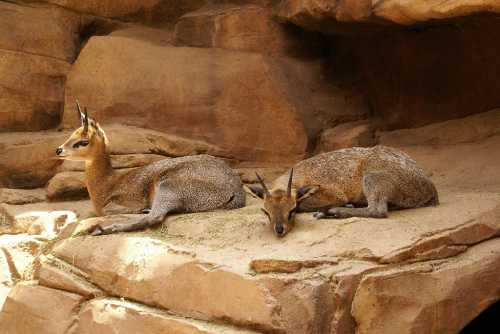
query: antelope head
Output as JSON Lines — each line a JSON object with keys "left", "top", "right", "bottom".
{"left": 56, "top": 101, "right": 108, "bottom": 161}
{"left": 245, "top": 169, "right": 319, "bottom": 237}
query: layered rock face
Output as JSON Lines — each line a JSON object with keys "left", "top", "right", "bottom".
{"left": 1, "top": 0, "right": 500, "bottom": 333}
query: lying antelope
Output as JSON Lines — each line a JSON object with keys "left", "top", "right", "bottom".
{"left": 56, "top": 101, "right": 245, "bottom": 235}
{"left": 245, "top": 146, "right": 439, "bottom": 237}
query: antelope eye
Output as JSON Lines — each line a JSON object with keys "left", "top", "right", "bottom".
{"left": 73, "top": 140, "right": 89, "bottom": 148}
{"left": 260, "top": 208, "right": 270, "bottom": 217}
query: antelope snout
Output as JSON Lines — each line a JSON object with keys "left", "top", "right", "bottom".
{"left": 56, "top": 147, "right": 63, "bottom": 156}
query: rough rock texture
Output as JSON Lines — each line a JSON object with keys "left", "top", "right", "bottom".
{"left": 0, "top": 283, "right": 84, "bottom": 334}
{"left": 278, "top": 0, "right": 500, "bottom": 28}
{"left": 173, "top": 4, "right": 317, "bottom": 55}
{"left": 315, "top": 120, "right": 375, "bottom": 153}
{"left": 352, "top": 239, "right": 500, "bottom": 334}
{"left": 0, "top": 2, "right": 79, "bottom": 131}
{"left": 61, "top": 29, "right": 367, "bottom": 161}
{"left": 28, "top": 0, "right": 208, "bottom": 24}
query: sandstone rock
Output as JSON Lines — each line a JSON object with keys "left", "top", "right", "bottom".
{"left": 0, "top": 250, "right": 13, "bottom": 286}
{"left": 0, "top": 131, "right": 66, "bottom": 188}
{"left": 374, "top": 0, "right": 500, "bottom": 25}
{"left": 173, "top": 4, "right": 313, "bottom": 55}
{"left": 38, "top": 255, "right": 103, "bottom": 298}
{"left": 379, "top": 108, "right": 500, "bottom": 147}
{"left": 278, "top": 0, "right": 500, "bottom": 29}
{"left": 51, "top": 234, "right": 335, "bottom": 333}
{"left": 0, "top": 188, "right": 46, "bottom": 205}
{"left": 62, "top": 30, "right": 367, "bottom": 161}
{"left": 352, "top": 238, "right": 500, "bottom": 334}
{"left": 315, "top": 120, "right": 375, "bottom": 153}
{"left": 29, "top": 0, "right": 208, "bottom": 24}
{"left": 0, "top": 235, "right": 44, "bottom": 281}
{"left": 0, "top": 49, "right": 70, "bottom": 131}
{"left": 74, "top": 298, "right": 260, "bottom": 334}
{"left": 0, "top": 285, "right": 10, "bottom": 312}
{"left": 0, "top": 2, "right": 79, "bottom": 61}
{"left": 46, "top": 171, "right": 88, "bottom": 201}
{"left": 0, "top": 283, "right": 84, "bottom": 334}
{"left": 0, "top": 206, "right": 15, "bottom": 235}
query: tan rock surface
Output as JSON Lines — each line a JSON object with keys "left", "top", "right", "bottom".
{"left": 0, "top": 235, "right": 45, "bottom": 280}
{"left": 352, "top": 238, "right": 500, "bottom": 334}
{"left": 278, "top": 0, "right": 500, "bottom": 28}
{"left": 62, "top": 30, "right": 367, "bottom": 161}
{"left": 46, "top": 171, "right": 88, "bottom": 201}
{"left": 74, "top": 298, "right": 260, "bottom": 334}
{"left": 0, "top": 188, "right": 46, "bottom": 205}
{"left": 173, "top": 4, "right": 310, "bottom": 55}
{"left": 0, "top": 283, "right": 84, "bottom": 334}
{"left": 316, "top": 120, "right": 375, "bottom": 153}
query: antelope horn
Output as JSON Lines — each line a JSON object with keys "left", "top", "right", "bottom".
{"left": 82, "top": 106, "right": 89, "bottom": 134}
{"left": 255, "top": 172, "right": 270, "bottom": 197}
{"left": 287, "top": 168, "right": 294, "bottom": 197}
{"left": 76, "top": 100, "right": 83, "bottom": 121}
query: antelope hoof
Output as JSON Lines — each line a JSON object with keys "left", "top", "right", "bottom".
{"left": 313, "top": 211, "right": 327, "bottom": 219}
{"left": 89, "top": 225, "right": 104, "bottom": 236}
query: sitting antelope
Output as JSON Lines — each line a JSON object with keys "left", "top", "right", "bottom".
{"left": 56, "top": 101, "right": 245, "bottom": 235}
{"left": 245, "top": 146, "right": 439, "bottom": 237}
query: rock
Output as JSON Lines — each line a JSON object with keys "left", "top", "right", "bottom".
{"left": 0, "top": 188, "right": 46, "bottom": 205}
{"left": 374, "top": 0, "right": 500, "bottom": 25}
{"left": 352, "top": 238, "right": 500, "bottom": 334}
{"left": 315, "top": 120, "right": 375, "bottom": 153}
{"left": 0, "top": 235, "right": 44, "bottom": 281}
{"left": 0, "top": 285, "right": 10, "bottom": 312}
{"left": 173, "top": 4, "right": 314, "bottom": 55}
{"left": 0, "top": 206, "right": 15, "bottom": 235}
{"left": 332, "top": 19, "right": 500, "bottom": 129}
{"left": 74, "top": 298, "right": 260, "bottom": 334}
{"left": 277, "top": 0, "right": 500, "bottom": 29}
{"left": 62, "top": 29, "right": 368, "bottom": 161}
{"left": 0, "top": 2, "right": 79, "bottom": 62}
{"left": 379, "top": 108, "right": 500, "bottom": 147}
{"left": 0, "top": 131, "right": 66, "bottom": 188}
{"left": 0, "top": 2, "right": 79, "bottom": 131}
{"left": 46, "top": 171, "right": 88, "bottom": 201}
{"left": 0, "top": 283, "right": 84, "bottom": 334}
{"left": 38, "top": 255, "right": 103, "bottom": 298}
{"left": 28, "top": 0, "right": 208, "bottom": 24}
{"left": 0, "top": 250, "right": 13, "bottom": 286}
{"left": 236, "top": 164, "right": 290, "bottom": 184}
{"left": 0, "top": 49, "right": 71, "bottom": 131}
{"left": 51, "top": 234, "right": 335, "bottom": 333}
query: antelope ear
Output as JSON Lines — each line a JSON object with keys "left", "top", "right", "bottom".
{"left": 244, "top": 184, "right": 265, "bottom": 200}
{"left": 296, "top": 185, "right": 320, "bottom": 202}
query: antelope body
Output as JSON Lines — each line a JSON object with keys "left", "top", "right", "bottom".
{"left": 246, "top": 146, "right": 439, "bottom": 237}
{"left": 57, "top": 102, "right": 245, "bottom": 235}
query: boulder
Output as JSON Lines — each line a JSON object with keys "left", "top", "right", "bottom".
{"left": 0, "top": 188, "right": 46, "bottom": 205}
{"left": 315, "top": 120, "right": 375, "bottom": 153}
{"left": 46, "top": 171, "right": 88, "bottom": 201}
{"left": 173, "top": 4, "right": 315, "bottom": 55}
{"left": 0, "top": 131, "right": 66, "bottom": 188}
{"left": 62, "top": 30, "right": 367, "bottom": 161}
{"left": 0, "top": 283, "right": 84, "bottom": 334}
{"left": 74, "top": 298, "right": 260, "bottom": 334}
{"left": 0, "top": 235, "right": 45, "bottom": 281}
{"left": 352, "top": 238, "right": 500, "bottom": 334}
{"left": 0, "top": 49, "right": 70, "bottom": 131}
{"left": 277, "top": 0, "right": 500, "bottom": 29}
{"left": 0, "top": 2, "right": 79, "bottom": 62}
{"left": 29, "top": 0, "right": 208, "bottom": 24}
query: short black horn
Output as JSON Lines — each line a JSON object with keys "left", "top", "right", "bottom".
{"left": 255, "top": 172, "right": 270, "bottom": 197}
{"left": 287, "top": 168, "right": 294, "bottom": 197}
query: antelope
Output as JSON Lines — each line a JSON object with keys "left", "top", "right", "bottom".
{"left": 245, "top": 146, "right": 439, "bottom": 237}
{"left": 56, "top": 101, "right": 245, "bottom": 235}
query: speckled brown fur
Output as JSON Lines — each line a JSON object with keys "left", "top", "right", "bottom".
{"left": 57, "top": 103, "right": 245, "bottom": 235}
{"left": 246, "top": 146, "right": 438, "bottom": 237}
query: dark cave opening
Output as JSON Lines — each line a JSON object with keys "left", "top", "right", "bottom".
{"left": 460, "top": 300, "right": 500, "bottom": 333}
